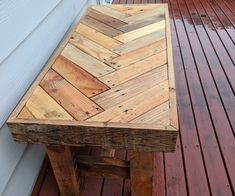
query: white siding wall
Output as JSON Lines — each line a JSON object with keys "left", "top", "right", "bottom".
{"left": 0, "top": 0, "right": 95, "bottom": 195}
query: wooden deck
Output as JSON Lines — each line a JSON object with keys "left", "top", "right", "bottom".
{"left": 32, "top": 0, "right": 235, "bottom": 195}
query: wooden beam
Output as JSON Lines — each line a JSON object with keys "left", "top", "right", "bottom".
{"left": 46, "top": 145, "right": 82, "bottom": 196}
{"left": 129, "top": 151, "right": 156, "bottom": 196}
{"left": 77, "top": 155, "right": 130, "bottom": 179}
{"left": 8, "top": 119, "right": 178, "bottom": 152}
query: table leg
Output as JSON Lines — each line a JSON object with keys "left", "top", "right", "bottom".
{"left": 46, "top": 145, "right": 81, "bottom": 196}
{"left": 129, "top": 151, "right": 156, "bottom": 196}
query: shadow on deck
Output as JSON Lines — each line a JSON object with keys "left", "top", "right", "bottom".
{"left": 32, "top": 0, "right": 235, "bottom": 195}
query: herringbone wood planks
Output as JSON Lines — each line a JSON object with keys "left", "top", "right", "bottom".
{"left": 7, "top": 4, "right": 178, "bottom": 152}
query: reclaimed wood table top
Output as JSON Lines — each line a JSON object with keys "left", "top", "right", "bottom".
{"left": 7, "top": 4, "right": 178, "bottom": 152}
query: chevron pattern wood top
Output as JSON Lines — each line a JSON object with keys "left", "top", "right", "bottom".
{"left": 8, "top": 4, "right": 178, "bottom": 151}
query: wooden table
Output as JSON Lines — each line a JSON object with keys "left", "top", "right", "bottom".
{"left": 7, "top": 4, "right": 178, "bottom": 196}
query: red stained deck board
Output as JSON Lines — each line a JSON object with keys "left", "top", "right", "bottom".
{"left": 32, "top": 0, "right": 235, "bottom": 195}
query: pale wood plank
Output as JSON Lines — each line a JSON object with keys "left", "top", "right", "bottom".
{"left": 87, "top": 8, "right": 126, "bottom": 29}
{"left": 112, "top": 30, "right": 165, "bottom": 55}
{"left": 131, "top": 101, "right": 169, "bottom": 125}
{"left": 118, "top": 14, "right": 165, "bottom": 32}
{"left": 81, "top": 15, "right": 123, "bottom": 37}
{"left": 114, "top": 20, "right": 165, "bottom": 43}
{"left": 165, "top": 4, "right": 178, "bottom": 129}
{"left": 91, "top": 5, "right": 129, "bottom": 20}
{"left": 109, "top": 4, "right": 162, "bottom": 15}
{"left": 62, "top": 43, "right": 115, "bottom": 77}
{"left": 123, "top": 5, "right": 165, "bottom": 22}
{"left": 76, "top": 23, "right": 122, "bottom": 49}
{"left": 25, "top": 86, "right": 73, "bottom": 120}
{"left": 69, "top": 32, "right": 118, "bottom": 62}
{"left": 92, "top": 65, "right": 168, "bottom": 109}
{"left": 40, "top": 69, "right": 103, "bottom": 120}
{"left": 99, "top": 50, "right": 167, "bottom": 87}
{"left": 52, "top": 56, "right": 109, "bottom": 98}
{"left": 106, "top": 38, "right": 166, "bottom": 69}
{"left": 86, "top": 81, "right": 169, "bottom": 123}
{"left": 17, "top": 107, "right": 35, "bottom": 120}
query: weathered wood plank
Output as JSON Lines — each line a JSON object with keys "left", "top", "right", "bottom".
{"left": 46, "top": 146, "right": 81, "bottom": 196}
{"left": 52, "top": 56, "right": 109, "bottom": 98}
{"left": 8, "top": 119, "right": 178, "bottom": 152}
{"left": 69, "top": 32, "right": 118, "bottom": 62}
{"left": 62, "top": 43, "right": 115, "bottom": 77}
{"left": 131, "top": 101, "right": 169, "bottom": 125}
{"left": 114, "top": 20, "right": 165, "bottom": 43}
{"left": 25, "top": 86, "right": 73, "bottom": 120}
{"left": 81, "top": 15, "right": 123, "bottom": 37}
{"left": 76, "top": 24, "right": 122, "bottom": 49}
{"left": 112, "top": 30, "right": 165, "bottom": 54}
{"left": 76, "top": 155, "right": 130, "bottom": 179}
{"left": 40, "top": 69, "right": 103, "bottom": 120}
{"left": 165, "top": 4, "right": 178, "bottom": 129}
{"left": 87, "top": 81, "right": 169, "bottom": 123}
{"left": 109, "top": 4, "right": 162, "bottom": 15}
{"left": 87, "top": 8, "right": 127, "bottom": 29}
{"left": 91, "top": 5, "right": 129, "bottom": 20}
{"left": 92, "top": 65, "right": 167, "bottom": 109}
{"left": 106, "top": 38, "right": 166, "bottom": 69}
{"left": 17, "top": 106, "right": 35, "bottom": 120}
{"left": 123, "top": 5, "right": 165, "bottom": 22}
{"left": 99, "top": 50, "right": 167, "bottom": 87}
{"left": 118, "top": 14, "right": 165, "bottom": 32}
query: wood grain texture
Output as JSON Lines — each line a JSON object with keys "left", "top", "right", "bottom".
{"left": 114, "top": 20, "right": 165, "bottom": 42}
{"left": 129, "top": 151, "right": 156, "bottom": 196}
{"left": 24, "top": 86, "right": 73, "bottom": 120}
{"left": 40, "top": 69, "right": 103, "bottom": 120}
{"left": 69, "top": 32, "right": 118, "bottom": 62}
{"left": 76, "top": 23, "right": 122, "bottom": 49}
{"left": 112, "top": 29, "right": 165, "bottom": 54}
{"left": 46, "top": 146, "right": 81, "bottom": 196}
{"left": 109, "top": 4, "right": 162, "bottom": 15}
{"left": 106, "top": 38, "right": 166, "bottom": 69}
{"left": 62, "top": 43, "right": 115, "bottom": 77}
{"left": 92, "top": 65, "right": 168, "bottom": 109}
{"left": 8, "top": 119, "right": 178, "bottom": 152}
{"left": 52, "top": 56, "right": 109, "bottom": 97}
{"left": 81, "top": 15, "right": 123, "bottom": 37}
{"left": 76, "top": 155, "right": 130, "bottom": 179}
{"left": 87, "top": 8, "right": 127, "bottom": 29}
{"left": 87, "top": 81, "right": 169, "bottom": 123}
{"left": 99, "top": 50, "right": 167, "bottom": 87}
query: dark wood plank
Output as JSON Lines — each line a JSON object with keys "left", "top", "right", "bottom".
{"left": 8, "top": 119, "right": 178, "bottom": 152}
{"left": 77, "top": 155, "right": 130, "bottom": 179}
{"left": 38, "top": 168, "right": 60, "bottom": 196}
{"left": 168, "top": 0, "right": 211, "bottom": 195}
{"left": 129, "top": 151, "right": 156, "bottom": 196}
{"left": 46, "top": 146, "right": 81, "bottom": 196}
{"left": 31, "top": 157, "right": 51, "bottom": 196}
{"left": 101, "top": 149, "right": 126, "bottom": 196}
{"left": 81, "top": 148, "right": 103, "bottom": 196}
{"left": 192, "top": 0, "right": 235, "bottom": 92}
